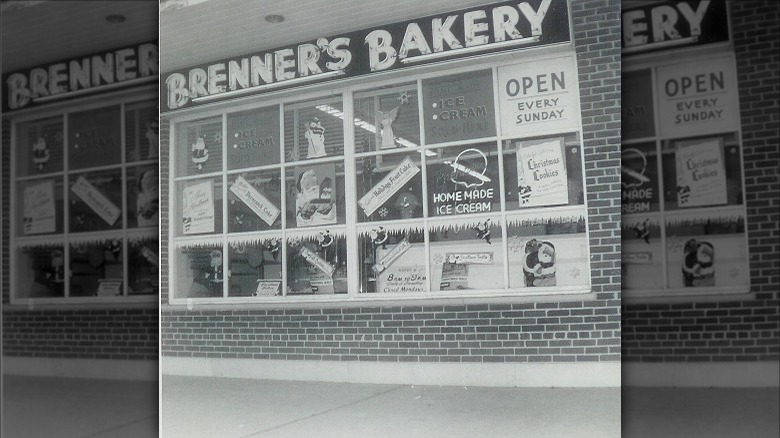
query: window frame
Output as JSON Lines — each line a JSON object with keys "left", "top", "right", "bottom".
{"left": 166, "top": 46, "right": 595, "bottom": 306}
{"left": 9, "top": 87, "right": 159, "bottom": 306}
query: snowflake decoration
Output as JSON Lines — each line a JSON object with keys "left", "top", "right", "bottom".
{"left": 398, "top": 91, "right": 411, "bottom": 105}
{"left": 213, "top": 132, "right": 222, "bottom": 144}
{"left": 378, "top": 207, "right": 389, "bottom": 218}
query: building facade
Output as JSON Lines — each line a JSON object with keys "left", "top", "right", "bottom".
{"left": 159, "top": 0, "right": 621, "bottom": 386}
{"left": 1, "top": 1, "right": 159, "bottom": 380}
{"left": 621, "top": 0, "right": 780, "bottom": 386}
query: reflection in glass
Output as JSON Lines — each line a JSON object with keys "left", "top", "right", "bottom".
{"left": 356, "top": 152, "right": 423, "bottom": 222}
{"left": 358, "top": 225, "right": 425, "bottom": 293}
{"left": 506, "top": 212, "right": 588, "bottom": 289}
{"left": 175, "top": 243, "right": 224, "bottom": 298}
{"left": 428, "top": 217, "right": 504, "bottom": 291}
{"left": 15, "top": 244, "right": 66, "bottom": 298}
{"left": 228, "top": 170, "right": 282, "bottom": 232}
{"left": 69, "top": 169, "right": 123, "bottom": 232}
{"left": 286, "top": 231, "right": 347, "bottom": 295}
{"left": 128, "top": 235, "right": 158, "bottom": 295}
{"left": 353, "top": 84, "right": 420, "bottom": 153}
{"left": 285, "top": 162, "right": 345, "bottom": 228}
{"left": 284, "top": 97, "right": 344, "bottom": 161}
{"left": 70, "top": 239, "right": 124, "bottom": 297}
{"left": 228, "top": 237, "right": 282, "bottom": 297}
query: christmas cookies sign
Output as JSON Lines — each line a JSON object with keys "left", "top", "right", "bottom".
{"left": 516, "top": 137, "right": 568, "bottom": 207}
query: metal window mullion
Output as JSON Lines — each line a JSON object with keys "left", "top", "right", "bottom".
{"left": 492, "top": 66, "right": 510, "bottom": 289}
{"left": 63, "top": 113, "right": 71, "bottom": 298}
{"left": 279, "top": 103, "right": 288, "bottom": 297}
{"left": 222, "top": 112, "right": 229, "bottom": 298}
{"left": 121, "top": 102, "right": 129, "bottom": 296}
{"left": 416, "top": 78, "right": 432, "bottom": 292}
{"left": 343, "top": 89, "right": 359, "bottom": 298}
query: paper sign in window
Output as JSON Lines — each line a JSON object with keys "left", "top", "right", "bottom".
{"left": 358, "top": 156, "right": 420, "bottom": 216}
{"left": 23, "top": 179, "right": 56, "bottom": 234}
{"left": 675, "top": 138, "right": 727, "bottom": 208}
{"left": 299, "top": 246, "right": 335, "bottom": 276}
{"left": 255, "top": 280, "right": 281, "bottom": 296}
{"left": 71, "top": 176, "right": 120, "bottom": 226}
{"left": 516, "top": 138, "right": 568, "bottom": 207}
{"left": 182, "top": 180, "right": 215, "bottom": 234}
{"left": 230, "top": 175, "right": 280, "bottom": 226}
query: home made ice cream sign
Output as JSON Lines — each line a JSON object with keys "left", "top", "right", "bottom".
{"left": 163, "top": 0, "right": 570, "bottom": 110}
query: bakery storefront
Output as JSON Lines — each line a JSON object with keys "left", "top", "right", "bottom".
{"left": 161, "top": 0, "right": 622, "bottom": 386}
{"left": 2, "top": 38, "right": 159, "bottom": 379}
{"left": 621, "top": 0, "right": 779, "bottom": 385}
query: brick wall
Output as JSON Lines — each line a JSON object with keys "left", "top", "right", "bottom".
{"left": 1, "top": 117, "right": 159, "bottom": 362}
{"left": 621, "top": 1, "right": 780, "bottom": 363}
{"left": 160, "top": 0, "right": 623, "bottom": 364}
{"left": 2, "top": 308, "right": 158, "bottom": 360}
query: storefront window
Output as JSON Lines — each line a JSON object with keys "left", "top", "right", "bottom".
{"left": 168, "top": 57, "right": 592, "bottom": 301}
{"left": 622, "top": 51, "right": 750, "bottom": 295}
{"left": 11, "top": 98, "right": 158, "bottom": 302}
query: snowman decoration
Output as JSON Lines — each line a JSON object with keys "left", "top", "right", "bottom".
{"left": 191, "top": 137, "right": 209, "bottom": 171}
{"left": 370, "top": 226, "right": 388, "bottom": 249}
{"left": 304, "top": 118, "right": 326, "bottom": 158}
{"left": 145, "top": 119, "right": 159, "bottom": 159}
{"left": 32, "top": 137, "right": 50, "bottom": 171}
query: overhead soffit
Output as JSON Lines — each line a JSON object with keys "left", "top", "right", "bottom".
{"left": 1, "top": 0, "right": 158, "bottom": 74}
{"left": 159, "top": 0, "right": 501, "bottom": 74}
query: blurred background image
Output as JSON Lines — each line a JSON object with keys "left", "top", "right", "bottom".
{"left": 620, "top": 1, "right": 779, "bottom": 437}
{"left": 1, "top": 1, "right": 159, "bottom": 436}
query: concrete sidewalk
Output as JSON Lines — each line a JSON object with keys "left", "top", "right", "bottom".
{"left": 2, "top": 375, "right": 158, "bottom": 438}
{"left": 622, "top": 387, "right": 779, "bottom": 438}
{"left": 161, "top": 375, "right": 620, "bottom": 438}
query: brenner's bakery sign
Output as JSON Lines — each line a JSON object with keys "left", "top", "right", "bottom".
{"left": 162, "top": 0, "right": 570, "bottom": 111}
{"left": 4, "top": 42, "right": 158, "bottom": 112}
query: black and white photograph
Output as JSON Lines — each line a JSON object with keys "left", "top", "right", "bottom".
{"left": 0, "top": 0, "right": 777, "bottom": 437}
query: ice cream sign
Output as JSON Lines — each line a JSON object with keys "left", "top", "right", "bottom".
{"left": 163, "top": 0, "right": 570, "bottom": 110}
{"left": 656, "top": 56, "right": 738, "bottom": 137}
{"left": 498, "top": 56, "right": 577, "bottom": 137}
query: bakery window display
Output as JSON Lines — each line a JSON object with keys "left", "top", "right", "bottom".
{"left": 11, "top": 98, "right": 159, "bottom": 303}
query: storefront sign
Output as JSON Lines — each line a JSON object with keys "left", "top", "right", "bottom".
{"left": 294, "top": 164, "right": 337, "bottom": 227}
{"left": 621, "top": 69, "right": 655, "bottom": 139}
{"left": 68, "top": 106, "right": 122, "bottom": 169}
{"left": 227, "top": 107, "right": 280, "bottom": 168}
{"left": 229, "top": 175, "right": 280, "bottom": 226}
{"left": 182, "top": 180, "right": 215, "bottom": 234}
{"left": 675, "top": 138, "right": 727, "bottom": 208}
{"left": 299, "top": 246, "right": 335, "bottom": 276}
{"left": 422, "top": 69, "right": 496, "bottom": 143}
{"left": 497, "top": 56, "right": 577, "bottom": 137}
{"left": 23, "top": 179, "right": 56, "bottom": 235}
{"left": 430, "top": 147, "right": 499, "bottom": 216}
{"left": 71, "top": 176, "right": 121, "bottom": 226}
{"left": 163, "top": 0, "right": 570, "bottom": 110}
{"left": 359, "top": 157, "right": 420, "bottom": 216}
{"left": 516, "top": 137, "right": 568, "bottom": 207}
{"left": 445, "top": 252, "right": 494, "bottom": 265}
{"left": 255, "top": 280, "right": 281, "bottom": 296}
{"left": 372, "top": 238, "right": 411, "bottom": 273}
{"left": 656, "top": 57, "right": 738, "bottom": 137}
{"left": 622, "top": 0, "right": 729, "bottom": 56}
{"left": 621, "top": 145, "right": 659, "bottom": 214}
{"left": 97, "top": 280, "right": 122, "bottom": 296}
{"left": 4, "top": 42, "right": 158, "bottom": 112}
